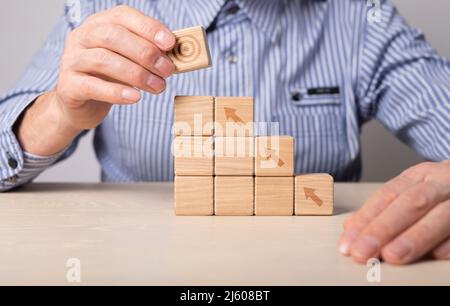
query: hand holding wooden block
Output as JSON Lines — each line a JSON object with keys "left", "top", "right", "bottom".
{"left": 215, "top": 97, "right": 254, "bottom": 137}
{"left": 169, "top": 26, "right": 212, "bottom": 73}
{"left": 215, "top": 176, "right": 254, "bottom": 216}
{"left": 175, "top": 176, "right": 214, "bottom": 216}
{"left": 255, "top": 177, "right": 294, "bottom": 216}
{"left": 215, "top": 137, "right": 254, "bottom": 175}
{"left": 255, "top": 136, "right": 294, "bottom": 177}
{"left": 295, "top": 174, "right": 334, "bottom": 216}
{"left": 174, "top": 136, "right": 214, "bottom": 175}
{"left": 174, "top": 96, "right": 214, "bottom": 136}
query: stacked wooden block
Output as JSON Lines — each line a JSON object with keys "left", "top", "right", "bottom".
{"left": 173, "top": 96, "right": 334, "bottom": 216}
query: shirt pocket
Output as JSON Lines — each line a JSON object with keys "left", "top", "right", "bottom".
{"left": 272, "top": 87, "right": 346, "bottom": 174}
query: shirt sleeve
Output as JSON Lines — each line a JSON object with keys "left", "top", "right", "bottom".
{"left": 0, "top": 2, "right": 94, "bottom": 192}
{"left": 357, "top": 0, "right": 450, "bottom": 161}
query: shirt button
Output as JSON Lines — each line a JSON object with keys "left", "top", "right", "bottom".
{"left": 292, "top": 92, "right": 301, "bottom": 102}
{"left": 227, "top": 54, "right": 238, "bottom": 64}
{"left": 8, "top": 158, "right": 18, "bottom": 169}
{"left": 227, "top": 6, "right": 240, "bottom": 15}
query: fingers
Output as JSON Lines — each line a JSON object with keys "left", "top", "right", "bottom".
{"left": 87, "top": 5, "right": 175, "bottom": 51}
{"left": 338, "top": 174, "right": 419, "bottom": 255}
{"left": 73, "top": 48, "right": 166, "bottom": 94}
{"left": 349, "top": 181, "right": 450, "bottom": 263}
{"left": 432, "top": 236, "right": 450, "bottom": 260}
{"left": 338, "top": 161, "right": 450, "bottom": 265}
{"left": 65, "top": 73, "right": 141, "bottom": 104}
{"left": 77, "top": 24, "right": 175, "bottom": 78}
{"left": 382, "top": 200, "right": 450, "bottom": 264}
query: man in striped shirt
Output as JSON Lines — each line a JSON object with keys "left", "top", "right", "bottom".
{"left": 0, "top": 0, "right": 449, "bottom": 265}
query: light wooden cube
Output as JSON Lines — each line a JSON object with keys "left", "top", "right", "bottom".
{"left": 173, "top": 136, "right": 214, "bottom": 175}
{"left": 169, "top": 26, "right": 212, "bottom": 73}
{"left": 215, "top": 97, "right": 254, "bottom": 137}
{"left": 255, "top": 136, "right": 294, "bottom": 177}
{"left": 174, "top": 96, "right": 214, "bottom": 136}
{"left": 295, "top": 174, "right": 334, "bottom": 216}
{"left": 215, "top": 137, "right": 254, "bottom": 176}
{"left": 175, "top": 176, "right": 214, "bottom": 216}
{"left": 255, "top": 177, "right": 294, "bottom": 216}
{"left": 215, "top": 176, "right": 254, "bottom": 216}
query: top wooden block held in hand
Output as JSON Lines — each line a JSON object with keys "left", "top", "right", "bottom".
{"left": 168, "top": 26, "right": 212, "bottom": 73}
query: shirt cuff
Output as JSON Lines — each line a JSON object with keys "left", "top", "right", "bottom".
{"left": 0, "top": 91, "right": 62, "bottom": 190}
{"left": 0, "top": 150, "right": 66, "bottom": 191}
{"left": 0, "top": 92, "right": 43, "bottom": 177}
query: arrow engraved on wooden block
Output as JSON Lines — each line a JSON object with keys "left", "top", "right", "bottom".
{"left": 304, "top": 187, "right": 323, "bottom": 207}
{"left": 264, "top": 149, "right": 285, "bottom": 168}
{"left": 224, "top": 107, "right": 245, "bottom": 124}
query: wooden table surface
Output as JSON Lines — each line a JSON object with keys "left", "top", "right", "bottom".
{"left": 0, "top": 183, "right": 448, "bottom": 286}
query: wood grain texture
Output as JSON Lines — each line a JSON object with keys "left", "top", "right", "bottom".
{"left": 215, "top": 176, "right": 254, "bottom": 216}
{"left": 295, "top": 174, "right": 334, "bottom": 216}
{"left": 255, "top": 177, "right": 294, "bottom": 216}
{"left": 174, "top": 136, "right": 214, "bottom": 175}
{"left": 255, "top": 136, "right": 294, "bottom": 177}
{"left": 175, "top": 176, "right": 214, "bottom": 216}
{"left": 215, "top": 137, "right": 254, "bottom": 176}
{"left": 1, "top": 183, "right": 448, "bottom": 285}
{"left": 214, "top": 97, "right": 254, "bottom": 137}
{"left": 174, "top": 96, "right": 214, "bottom": 136}
{"left": 168, "top": 26, "right": 212, "bottom": 73}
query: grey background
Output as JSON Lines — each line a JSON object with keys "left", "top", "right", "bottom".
{"left": 1, "top": 0, "right": 448, "bottom": 183}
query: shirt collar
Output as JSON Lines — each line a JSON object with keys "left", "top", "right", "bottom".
{"left": 159, "top": 0, "right": 285, "bottom": 43}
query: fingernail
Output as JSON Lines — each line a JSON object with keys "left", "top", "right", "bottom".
{"left": 338, "top": 229, "right": 359, "bottom": 256}
{"left": 121, "top": 88, "right": 141, "bottom": 102}
{"left": 154, "top": 56, "right": 175, "bottom": 77}
{"left": 154, "top": 30, "right": 175, "bottom": 49}
{"left": 146, "top": 74, "right": 165, "bottom": 92}
{"left": 385, "top": 238, "right": 413, "bottom": 260}
{"left": 352, "top": 236, "right": 380, "bottom": 260}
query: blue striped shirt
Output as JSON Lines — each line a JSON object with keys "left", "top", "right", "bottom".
{"left": 0, "top": 0, "right": 449, "bottom": 191}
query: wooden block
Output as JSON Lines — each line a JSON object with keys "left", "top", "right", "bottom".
{"left": 295, "top": 174, "right": 334, "bottom": 216}
{"left": 215, "top": 176, "right": 254, "bottom": 216}
{"left": 215, "top": 137, "right": 254, "bottom": 175}
{"left": 174, "top": 136, "right": 214, "bottom": 175}
{"left": 168, "top": 26, "right": 212, "bottom": 73}
{"left": 175, "top": 176, "right": 213, "bottom": 216}
{"left": 255, "top": 177, "right": 294, "bottom": 216}
{"left": 255, "top": 136, "right": 294, "bottom": 177}
{"left": 174, "top": 96, "right": 214, "bottom": 136}
{"left": 215, "top": 97, "right": 254, "bottom": 137}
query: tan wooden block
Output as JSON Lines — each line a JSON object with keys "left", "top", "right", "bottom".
{"left": 175, "top": 176, "right": 213, "bottom": 216}
{"left": 214, "top": 176, "right": 254, "bottom": 216}
{"left": 168, "top": 26, "right": 212, "bottom": 73}
{"left": 255, "top": 177, "right": 294, "bottom": 216}
{"left": 174, "top": 136, "right": 214, "bottom": 175}
{"left": 215, "top": 137, "right": 254, "bottom": 176}
{"left": 174, "top": 96, "right": 214, "bottom": 136}
{"left": 295, "top": 174, "right": 334, "bottom": 216}
{"left": 214, "top": 97, "right": 254, "bottom": 137}
{"left": 255, "top": 136, "right": 294, "bottom": 177}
